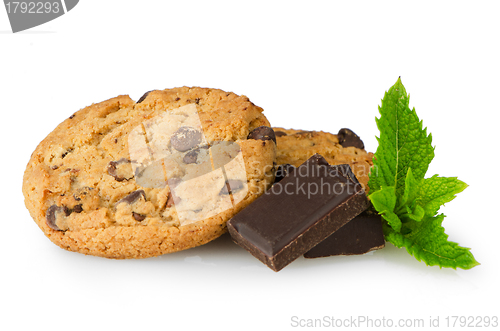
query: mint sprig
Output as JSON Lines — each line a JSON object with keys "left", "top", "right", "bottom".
{"left": 368, "top": 78, "right": 478, "bottom": 269}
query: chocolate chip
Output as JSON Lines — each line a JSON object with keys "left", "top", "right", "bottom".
{"left": 274, "top": 131, "right": 287, "bottom": 137}
{"left": 73, "top": 186, "right": 93, "bottom": 202}
{"left": 69, "top": 114, "right": 75, "bottom": 119}
{"left": 247, "top": 126, "right": 276, "bottom": 144}
{"left": 107, "top": 158, "right": 133, "bottom": 182}
{"left": 230, "top": 180, "right": 245, "bottom": 193}
{"left": 183, "top": 149, "right": 199, "bottom": 164}
{"left": 73, "top": 204, "right": 83, "bottom": 213}
{"left": 195, "top": 98, "right": 200, "bottom": 104}
{"left": 132, "top": 212, "right": 146, "bottom": 222}
{"left": 51, "top": 165, "right": 59, "bottom": 170}
{"left": 63, "top": 206, "right": 71, "bottom": 216}
{"left": 166, "top": 193, "right": 175, "bottom": 208}
{"left": 170, "top": 126, "right": 203, "bottom": 152}
{"left": 175, "top": 97, "right": 180, "bottom": 101}
{"left": 61, "top": 149, "right": 73, "bottom": 159}
{"left": 118, "top": 190, "right": 147, "bottom": 205}
{"left": 137, "top": 90, "right": 154, "bottom": 104}
{"left": 293, "top": 130, "right": 313, "bottom": 135}
{"left": 107, "top": 161, "right": 120, "bottom": 179}
{"left": 220, "top": 183, "right": 231, "bottom": 195}
{"left": 337, "top": 128, "right": 364, "bottom": 149}
{"left": 46, "top": 205, "right": 71, "bottom": 231}
{"left": 165, "top": 191, "right": 181, "bottom": 208}
{"left": 165, "top": 179, "right": 183, "bottom": 208}
{"left": 275, "top": 164, "right": 296, "bottom": 183}
{"left": 220, "top": 180, "right": 244, "bottom": 195}
{"left": 183, "top": 145, "right": 208, "bottom": 165}
{"left": 46, "top": 205, "right": 61, "bottom": 230}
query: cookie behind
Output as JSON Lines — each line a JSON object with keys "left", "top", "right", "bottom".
{"left": 273, "top": 128, "right": 373, "bottom": 191}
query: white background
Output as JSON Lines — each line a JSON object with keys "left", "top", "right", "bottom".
{"left": 1, "top": 1, "right": 499, "bottom": 330}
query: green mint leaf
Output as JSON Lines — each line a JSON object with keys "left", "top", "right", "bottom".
{"left": 385, "top": 214, "right": 479, "bottom": 270}
{"left": 397, "top": 167, "right": 421, "bottom": 212}
{"left": 396, "top": 168, "right": 425, "bottom": 222}
{"left": 369, "top": 186, "right": 402, "bottom": 232}
{"left": 368, "top": 77, "right": 435, "bottom": 197}
{"left": 399, "top": 203, "right": 425, "bottom": 223}
{"left": 369, "top": 78, "right": 477, "bottom": 269}
{"left": 411, "top": 204, "right": 425, "bottom": 220}
{"left": 417, "top": 175, "right": 468, "bottom": 218}
{"left": 400, "top": 168, "right": 420, "bottom": 207}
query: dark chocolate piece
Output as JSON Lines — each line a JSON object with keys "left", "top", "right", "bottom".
{"left": 247, "top": 126, "right": 277, "bottom": 145}
{"left": 274, "top": 164, "right": 295, "bottom": 183}
{"left": 170, "top": 126, "right": 202, "bottom": 152}
{"left": 337, "top": 128, "right": 364, "bottom": 149}
{"left": 137, "top": 90, "right": 154, "bottom": 104}
{"left": 304, "top": 211, "right": 385, "bottom": 258}
{"left": 227, "top": 154, "right": 369, "bottom": 271}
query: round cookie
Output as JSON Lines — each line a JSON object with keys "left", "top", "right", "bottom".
{"left": 23, "top": 87, "right": 277, "bottom": 258}
{"left": 273, "top": 128, "right": 373, "bottom": 191}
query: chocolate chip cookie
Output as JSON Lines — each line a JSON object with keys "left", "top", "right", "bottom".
{"left": 23, "top": 87, "right": 277, "bottom": 258}
{"left": 273, "top": 128, "right": 373, "bottom": 191}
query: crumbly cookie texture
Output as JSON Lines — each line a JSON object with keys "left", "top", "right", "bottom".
{"left": 273, "top": 128, "right": 373, "bottom": 191}
{"left": 23, "top": 87, "right": 276, "bottom": 259}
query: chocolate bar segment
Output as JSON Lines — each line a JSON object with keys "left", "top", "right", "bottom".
{"left": 227, "top": 154, "right": 369, "bottom": 271}
{"left": 304, "top": 211, "right": 385, "bottom": 258}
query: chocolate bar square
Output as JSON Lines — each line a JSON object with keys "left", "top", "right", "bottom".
{"left": 227, "top": 154, "right": 369, "bottom": 271}
{"left": 304, "top": 211, "right": 385, "bottom": 258}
